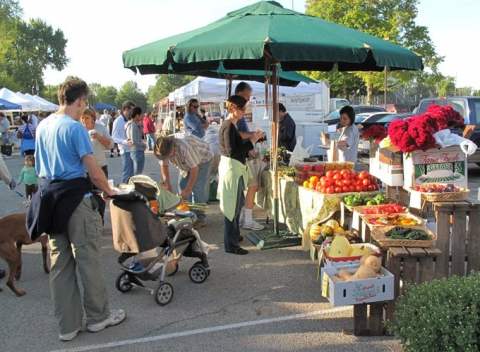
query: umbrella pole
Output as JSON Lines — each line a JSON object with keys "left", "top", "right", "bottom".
{"left": 227, "top": 77, "right": 233, "bottom": 97}
{"left": 271, "top": 64, "right": 280, "bottom": 235}
{"left": 384, "top": 66, "right": 388, "bottom": 108}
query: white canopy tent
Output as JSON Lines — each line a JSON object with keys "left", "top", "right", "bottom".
{"left": 0, "top": 88, "right": 36, "bottom": 111}
{"left": 16, "top": 92, "right": 48, "bottom": 111}
{"left": 26, "top": 93, "right": 58, "bottom": 111}
{"left": 169, "top": 76, "right": 329, "bottom": 106}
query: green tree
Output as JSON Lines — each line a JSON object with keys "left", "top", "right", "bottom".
{"left": 0, "top": 0, "right": 68, "bottom": 92}
{"left": 147, "top": 74, "right": 194, "bottom": 107}
{"left": 473, "top": 90, "right": 480, "bottom": 97}
{"left": 88, "top": 83, "right": 118, "bottom": 108}
{"left": 436, "top": 76, "right": 456, "bottom": 97}
{"left": 40, "top": 84, "right": 59, "bottom": 104}
{"left": 455, "top": 87, "right": 473, "bottom": 96}
{"left": 306, "top": 0, "right": 442, "bottom": 104}
{"left": 116, "top": 81, "right": 148, "bottom": 112}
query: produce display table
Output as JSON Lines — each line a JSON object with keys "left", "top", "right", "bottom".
{"left": 257, "top": 170, "right": 341, "bottom": 251}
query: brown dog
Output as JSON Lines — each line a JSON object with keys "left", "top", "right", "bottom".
{"left": 0, "top": 213, "right": 49, "bottom": 296}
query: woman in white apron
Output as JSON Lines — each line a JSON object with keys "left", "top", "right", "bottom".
{"left": 217, "top": 95, "right": 263, "bottom": 255}
{"left": 337, "top": 105, "right": 360, "bottom": 166}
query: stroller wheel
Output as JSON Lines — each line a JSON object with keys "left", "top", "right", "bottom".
{"left": 188, "top": 264, "right": 209, "bottom": 284}
{"left": 167, "top": 262, "right": 179, "bottom": 277}
{"left": 155, "top": 282, "right": 174, "bottom": 306}
{"left": 116, "top": 272, "right": 133, "bottom": 293}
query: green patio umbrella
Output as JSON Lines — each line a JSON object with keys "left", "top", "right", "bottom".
{"left": 123, "top": 1, "right": 422, "bottom": 74}
{"left": 123, "top": 1, "right": 422, "bottom": 236}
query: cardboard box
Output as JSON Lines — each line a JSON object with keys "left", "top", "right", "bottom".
{"left": 370, "top": 149, "right": 404, "bottom": 187}
{"left": 327, "top": 140, "right": 338, "bottom": 162}
{"left": 321, "top": 264, "right": 394, "bottom": 306}
{"left": 379, "top": 149, "right": 403, "bottom": 166}
{"left": 403, "top": 146, "right": 467, "bottom": 189}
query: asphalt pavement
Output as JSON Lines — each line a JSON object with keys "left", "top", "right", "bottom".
{"left": 0, "top": 152, "right": 416, "bottom": 352}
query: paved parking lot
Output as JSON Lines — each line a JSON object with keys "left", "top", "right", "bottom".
{"left": 4, "top": 153, "right": 476, "bottom": 351}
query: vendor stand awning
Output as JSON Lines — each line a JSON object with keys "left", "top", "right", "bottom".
{"left": 169, "top": 76, "right": 328, "bottom": 105}
{"left": 94, "top": 102, "right": 117, "bottom": 111}
{"left": 0, "top": 98, "right": 21, "bottom": 110}
{"left": 123, "top": 0, "right": 422, "bottom": 236}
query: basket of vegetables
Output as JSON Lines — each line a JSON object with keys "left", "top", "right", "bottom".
{"left": 413, "top": 183, "right": 469, "bottom": 202}
{"left": 343, "top": 193, "right": 387, "bottom": 211}
{"left": 362, "top": 213, "right": 425, "bottom": 227}
{"left": 371, "top": 226, "right": 436, "bottom": 248}
{"left": 354, "top": 203, "right": 406, "bottom": 215}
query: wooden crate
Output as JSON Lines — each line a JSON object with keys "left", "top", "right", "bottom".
{"left": 433, "top": 202, "right": 480, "bottom": 278}
{"left": 384, "top": 247, "right": 441, "bottom": 322}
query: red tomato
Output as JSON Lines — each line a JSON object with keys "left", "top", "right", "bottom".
{"left": 362, "top": 179, "right": 370, "bottom": 186}
{"left": 333, "top": 173, "right": 342, "bottom": 181}
{"left": 320, "top": 177, "right": 328, "bottom": 187}
{"left": 355, "top": 185, "right": 362, "bottom": 192}
{"left": 358, "top": 171, "right": 369, "bottom": 180}
{"left": 343, "top": 179, "right": 351, "bottom": 186}
{"left": 315, "top": 184, "right": 322, "bottom": 192}
{"left": 368, "top": 185, "right": 375, "bottom": 191}
{"left": 326, "top": 170, "right": 334, "bottom": 179}
{"left": 348, "top": 185, "right": 355, "bottom": 192}
{"left": 334, "top": 187, "right": 342, "bottom": 193}
{"left": 342, "top": 186, "right": 349, "bottom": 193}
{"left": 326, "top": 187, "right": 334, "bottom": 194}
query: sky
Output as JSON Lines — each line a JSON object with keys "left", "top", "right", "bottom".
{"left": 17, "top": 0, "right": 480, "bottom": 93}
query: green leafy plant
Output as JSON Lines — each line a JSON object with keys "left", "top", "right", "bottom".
{"left": 389, "top": 273, "right": 480, "bottom": 352}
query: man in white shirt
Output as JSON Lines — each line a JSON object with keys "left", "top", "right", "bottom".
{"left": 98, "top": 109, "right": 112, "bottom": 128}
{"left": 111, "top": 101, "right": 135, "bottom": 183}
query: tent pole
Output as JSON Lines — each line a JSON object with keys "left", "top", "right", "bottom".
{"left": 227, "top": 77, "right": 233, "bottom": 97}
{"left": 271, "top": 63, "right": 280, "bottom": 235}
{"left": 384, "top": 66, "right": 388, "bottom": 108}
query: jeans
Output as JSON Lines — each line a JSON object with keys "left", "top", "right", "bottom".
{"left": 224, "top": 178, "right": 245, "bottom": 251}
{"left": 146, "top": 133, "right": 155, "bottom": 150}
{"left": 48, "top": 197, "right": 110, "bottom": 334}
{"left": 179, "top": 160, "right": 211, "bottom": 204}
{"left": 121, "top": 151, "right": 134, "bottom": 183}
{"left": 131, "top": 150, "right": 145, "bottom": 175}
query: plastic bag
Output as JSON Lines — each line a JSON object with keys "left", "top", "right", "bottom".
{"left": 433, "top": 129, "right": 477, "bottom": 156}
{"left": 288, "top": 136, "right": 313, "bottom": 166}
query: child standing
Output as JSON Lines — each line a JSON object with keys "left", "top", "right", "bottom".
{"left": 17, "top": 155, "right": 38, "bottom": 199}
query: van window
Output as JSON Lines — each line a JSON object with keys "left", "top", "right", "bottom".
{"left": 473, "top": 100, "right": 480, "bottom": 122}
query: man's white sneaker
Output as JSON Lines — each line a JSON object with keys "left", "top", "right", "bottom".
{"left": 87, "top": 309, "right": 126, "bottom": 333}
{"left": 242, "top": 220, "right": 264, "bottom": 231}
{"left": 59, "top": 329, "right": 80, "bottom": 342}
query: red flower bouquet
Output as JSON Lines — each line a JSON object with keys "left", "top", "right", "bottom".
{"left": 387, "top": 105, "right": 465, "bottom": 153}
{"left": 361, "top": 124, "right": 387, "bottom": 143}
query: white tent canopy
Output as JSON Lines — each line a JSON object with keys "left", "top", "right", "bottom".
{"left": 0, "top": 88, "right": 37, "bottom": 111}
{"left": 16, "top": 92, "right": 47, "bottom": 111}
{"left": 26, "top": 93, "right": 58, "bottom": 111}
{"left": 169, "top": 77, "right": 329, "bottom": 106}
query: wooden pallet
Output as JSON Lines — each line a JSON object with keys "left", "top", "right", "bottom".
{"left": 433, "top": 202, "right": 480, "bottom": 277}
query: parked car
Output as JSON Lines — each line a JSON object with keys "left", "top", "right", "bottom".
{"left": 361, "top": 113, "right": 413, "bottom": 127}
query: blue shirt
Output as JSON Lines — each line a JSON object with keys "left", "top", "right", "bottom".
{"left": 183, "top": 112, "right": 205, "bottom": 138}
{"left": 236, "top": 117, "right": 249, "bottom": 133}
{"left": 35, "top": 114, "right": 93, "bottom": 180}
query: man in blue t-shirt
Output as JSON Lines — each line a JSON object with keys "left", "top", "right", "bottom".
{"left": 183, "top": 98, "right": 208, "bottom": 138}
{"left": 35, "top": 78, "right": 126, "bottom": 341}
{"left": 234, "top": 82, "right": 265, "bottom": 231}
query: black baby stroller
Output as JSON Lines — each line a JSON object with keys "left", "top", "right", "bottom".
{"left": 110, "top": 175, "right": 210, "bottom": 306}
